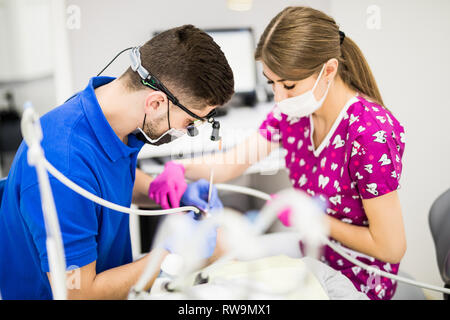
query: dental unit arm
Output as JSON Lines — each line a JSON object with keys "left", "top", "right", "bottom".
{"left": 21, "top": 103, "right": 67, "bottom": 300}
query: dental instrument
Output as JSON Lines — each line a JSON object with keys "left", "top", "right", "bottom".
{"left": 206, "top": 168, "right": 214, "bottom": 216}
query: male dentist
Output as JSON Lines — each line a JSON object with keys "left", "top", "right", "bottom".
{"left": 0, "top": 25, "right": 233, "bottom": 299}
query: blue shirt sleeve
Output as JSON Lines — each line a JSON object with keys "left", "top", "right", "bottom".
{"left": 19, "top": 175, "right": 100, "bottom": 273}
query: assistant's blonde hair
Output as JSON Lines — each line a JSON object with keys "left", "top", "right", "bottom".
{"left": 255, "top": 6, "right": 384, "bottom": 106}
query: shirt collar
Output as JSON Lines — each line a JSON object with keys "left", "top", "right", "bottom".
{"left": 80, "top": 76, "right": 144, "bottom": 162}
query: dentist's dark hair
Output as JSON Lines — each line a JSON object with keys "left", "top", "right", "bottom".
{"left": 120, "top": 24, "right": 234, "bottom": 109}
{"left": 255, "top": 6, "right": 384, "bottom": 106}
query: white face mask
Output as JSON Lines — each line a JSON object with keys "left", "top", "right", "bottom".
{"left": 135, "top": 126, "right": 185, "bottom": 146}
{"left": 277, "top": 64, "right": 332, "bottom": 118}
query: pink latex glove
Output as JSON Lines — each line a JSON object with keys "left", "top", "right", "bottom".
{"left": 268, "top": 194, "right": 293, "bottom": 227}
{"left": 277, "top": 207, "right": 293, "bottom": 227}
{"left": 148, "top": 162, "right": 187, "bottom": 209}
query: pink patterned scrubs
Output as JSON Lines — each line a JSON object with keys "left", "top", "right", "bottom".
{"left": 259, "top": 95, "right": 406, "bottom": 300}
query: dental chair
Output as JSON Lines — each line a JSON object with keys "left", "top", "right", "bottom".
{"left": 394, "top": 188, "right": 450, "bottom": 300}
{"left": 429, "top": 188, "right": 450, "bottom": 300}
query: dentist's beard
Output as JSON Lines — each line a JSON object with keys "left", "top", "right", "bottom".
{"left": 143, "top": 114, "right": 167, "bottom": 140}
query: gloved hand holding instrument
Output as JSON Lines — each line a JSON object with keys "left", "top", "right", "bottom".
{"left": 164, "top": 178, "right": 223, "bottom": 259}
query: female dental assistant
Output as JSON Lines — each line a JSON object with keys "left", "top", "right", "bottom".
{"left": 150, "top": 7, "right": 406, "bottom": 300}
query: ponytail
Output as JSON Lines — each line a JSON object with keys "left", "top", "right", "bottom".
{"left": 339, "top": 36, "right": 384, "bottom": 106}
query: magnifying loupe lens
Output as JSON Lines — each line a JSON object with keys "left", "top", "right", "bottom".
{"left": 210, "top": 121, "right": 220, "bottom": 141}
{"left": 187, "top": 125, "right": 199, "bottom": 137}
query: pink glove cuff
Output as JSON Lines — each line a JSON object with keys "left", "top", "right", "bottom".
{"left": 277, "top": 207, "right": 293, "bottom": 227}
{"left": 268, "top": 194, "right": 292, "bottom": 227}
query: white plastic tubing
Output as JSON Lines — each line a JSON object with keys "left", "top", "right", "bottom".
{"left": 21, "top": 104, "right": 450, "bottom": 298}
{"left": 43, "top": 159, "right": 200, "bottom": 216}
{"left": 219, "top": 187, "right": 450, "bottom": 296}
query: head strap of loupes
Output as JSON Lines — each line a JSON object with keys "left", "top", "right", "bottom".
{"left": 130, "top": 46, "right": 221, "bottom": 141}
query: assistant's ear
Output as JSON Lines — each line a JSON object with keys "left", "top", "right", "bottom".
{"left": 324, "top": 58, "right": 339, "bottom": 82}
{"left": 143, "top": 91, "right": 168, "bottom": 114}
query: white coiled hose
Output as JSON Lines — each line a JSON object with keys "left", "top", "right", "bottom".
{"left": 216, "top": 187, "right": 450, "bottom": 296}
{"left": 21, "top": 104, "right": 450, "bottom": 298}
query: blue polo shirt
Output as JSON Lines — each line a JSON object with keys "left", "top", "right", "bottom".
{"left": 0, "top": 77, "right": 145, "bottom": 299}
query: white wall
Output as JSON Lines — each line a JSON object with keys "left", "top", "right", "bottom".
{"left": 329, "top": 0, "right": 450, "bottom": 299}
{"left": 65, "top": 0, "right": 330, "bottom": 92}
